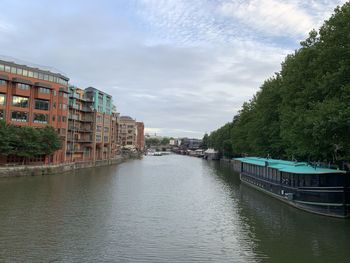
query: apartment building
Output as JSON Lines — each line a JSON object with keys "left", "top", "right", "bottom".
{"left": 0, "top": 58, "right": 69, "bottom": 164}
{"left": 67, "top": 86, "right": 94, "bottom": 162}
{"left": 118, "top": 116, "right": 137, "bottom": 149}
{"left": 67, "top": 87, "right": 119, "bottom": 161}
{"left": 136, "top": 122, "right": 145, "bottom": 151}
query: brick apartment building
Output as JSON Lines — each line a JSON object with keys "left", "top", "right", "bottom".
{"left": 0, "top": 59, "right": 69, "bottom": 164}
{"left": 0, "top": 57, "right": 144, "bottom": 165}
{"left": 136, "top": 122, "right": 145, "bottom": 151}
{"left": 67, "top": 86, "right": 120, "bottom": 162}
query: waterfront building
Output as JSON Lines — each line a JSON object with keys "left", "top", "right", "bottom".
{"left": 67, "top": 86, "right": 119, "bottom": 161}
{"left": 0, "top": 58, "right": 69, "bottom": 164}
{"left": 67, "top": 86, "right": 94, "bottom": 162}
{"left": 136, "top": 122, "right": 145, "bottom": 151}
{"left": 118, "top": 116, "right": 137, "bottom": 149}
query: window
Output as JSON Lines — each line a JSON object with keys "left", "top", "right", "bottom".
{"left": 0, "top": 94, "right": 5, "bottom": 105}
{"left": 44, "top": 74, "right": 49, "bottom": 81}
{"left": 28, "top": 71, "right": 34, "bottom": 78}
{"left": 38, "top": 73, "right": 44, "bottom": 80}
{"left": 0, "top": 109, "right": 4, "bottom": 119}
{"left": 104, "top": 136, "right": 109, "bottom": 142}
{"left": 12, "top": 96, "right": 29, "bottom": 108}
{"left": 11, "top": 67, "right": 16, "bottom": 74}
{"left": 17, "top": 68, "right": 22, "bottom": 75}
{"left": 22, "top": 69, "right": 28, "bottom": 76}
{"left": 0, "top": 64, "right": 4, "bottom": 71}
{"left": 39, "top": 87, "right": 50, "bottom": 94}
{"left": 49, "top": 75, "right": 54, "bottom": 82}
{"left": 53, "top": 102, "right": 56, "bottom": 109}
{"left": 52, "top": 115, "right": 55, "bottom": 122}
{"left": 104, "top": 127, "right": 109, "bottom": 133}
{"left": 97, "top": 116, "right": 102, "bottom": 123}
{"left": 34, "top": 99, "right": 49, "bottom": 110}
{"left": 53, "top": 90, "right": 56, "bottom": 96}
{"left": 96, "top": 134, "right": 102, "bottom": 142}
{"left": 11, "top": 111, "right": 28, "bottom": 122}
{"left": 5, "top": 66, "right": 10, "bottom": 72}
{"left": 33, "top": 72, "right": 38, "bottom": 78}
{"left": 62, "top": 104, "right": 67, "bottom": 110}
{"left": 97, "top": 125, "right": 102, "bottom": 132}
{"left": 33, "top": 113, "right": 48, "bottom": 124}
{"left": 17, "top": 83, "right": 30, "bottom": 90}
{"left": 62, "top": 116, "right": 66, "bottom": 122}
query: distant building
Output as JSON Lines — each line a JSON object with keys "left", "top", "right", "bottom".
{"left": 0, "top": 58, "right": 69, "bottom": 164}
{"left": 136, "top": 122, "right": 145, "bottom": 151}
{"left": 119, "top": 116, "right": 136, "bottom": 149}
{"left": 180, "top": 138, "right": 202, "bottom": 150}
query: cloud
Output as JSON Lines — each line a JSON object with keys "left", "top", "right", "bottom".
{"left": 0, "top": 0, "right": 346, "bottom": 138}
{"left": 219, "top": 0, "right": 314, "bottom": 37}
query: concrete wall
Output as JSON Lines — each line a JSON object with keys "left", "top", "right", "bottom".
{"left": 0, "top": 153, "right": 141, "bottom": 178}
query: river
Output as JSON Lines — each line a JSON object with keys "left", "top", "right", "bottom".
{"left": 0, "top": 155, "right": 349, "bottom": 262}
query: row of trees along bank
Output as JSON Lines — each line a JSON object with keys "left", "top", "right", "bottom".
{"left": 0, "top": 121, "right": 61, "bottom": 163}
{"left": 203, "top": 3, "right": 350, "bottom": 164}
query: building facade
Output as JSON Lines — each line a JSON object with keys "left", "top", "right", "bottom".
{"left": 0, "top": 59, "right": 69, "bottom": 164}
{"left": 136, "top": 122, "right": 145, "bottom": 151}
{"left": 118, "top": 116, "right": 137, "bottom": 149}
{"left": 67, "top": 86, "right": 120, "bottom": 162}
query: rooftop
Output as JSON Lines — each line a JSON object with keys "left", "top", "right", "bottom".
{"left": 234, "top": 157, "right": 346, "bottom": 174}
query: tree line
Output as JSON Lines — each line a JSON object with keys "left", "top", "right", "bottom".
{"left": 204, "top": 3, "right": 350, "bottom": 164}
{"left": 0, "top": 120, "right": 61, "bottom": 160}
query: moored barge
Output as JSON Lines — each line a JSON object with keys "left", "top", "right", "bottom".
{"left": 233, "top": 157, "right": 349, "bottom": 218}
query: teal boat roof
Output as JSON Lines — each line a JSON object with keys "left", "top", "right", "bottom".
{"left": 234, "top": 157, "right": 346, "bottom": 174}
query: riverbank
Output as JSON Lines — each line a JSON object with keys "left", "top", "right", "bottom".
{"left": 0, "top": 152, "right": 142, "bottom": 178}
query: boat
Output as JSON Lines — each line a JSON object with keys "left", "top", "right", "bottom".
{"left": 233, "top": 157, "right": 349, "bottom": 218}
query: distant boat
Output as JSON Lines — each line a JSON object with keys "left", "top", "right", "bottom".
{"left": 233, "top": 157, "right": 349, "bottom": 218}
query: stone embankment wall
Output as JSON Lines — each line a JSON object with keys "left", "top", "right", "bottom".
{"left": 0, "top": 153, "right": 141, "bottom": 178}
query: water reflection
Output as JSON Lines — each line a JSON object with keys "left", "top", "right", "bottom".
{"left": 0, "top": 156, "right": 348, "bottom": 262}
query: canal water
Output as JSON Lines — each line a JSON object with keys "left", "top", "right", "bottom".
{"left": 0, "top": 155, "right": 349, "bottom": 262}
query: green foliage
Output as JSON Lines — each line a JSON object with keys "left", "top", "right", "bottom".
{"left": 204, "top": 2, "right": 350, "bottom": 162}
{"left": 145, "top": 137, "right": 170, "bottom": 147}
{"left": 0, "top": 121, "right": 62, "bottom": 158}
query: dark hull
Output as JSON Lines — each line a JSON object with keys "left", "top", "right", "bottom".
{"left": 240, "top": 173, "right": 350, "bottom": 218}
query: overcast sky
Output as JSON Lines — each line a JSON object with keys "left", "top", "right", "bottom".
{"left": 0, "top": 0, "right": 346, "bottom": 138}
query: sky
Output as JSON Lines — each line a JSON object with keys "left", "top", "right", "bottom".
{"left": 0, "top": 0, "right": 347, "bottom": 138}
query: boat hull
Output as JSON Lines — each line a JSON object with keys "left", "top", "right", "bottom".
{"left": 240, "top": 173, "right": 350, "bottom": 218}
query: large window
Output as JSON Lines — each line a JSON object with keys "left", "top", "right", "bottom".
{"left": 33, "top": 113, "right": 48, "bottom": 124}
{"left": 12, "top": 96, "right": 29, "bottom": 108}
{"left": 35, "top": 99, "right": 49, "bottom": 110}
{"left": 0, "top": 80, "right": 6, "bottom": 86}
{"left": 39, "top": 87, "right": 50, "bottom": 94}
{"left": 0, "top": 109, "right": 4, "bottom": 119}
{"left": 11, "top": 111, "right": 28, "bottom": 122}
{"left": 17, "top": 83, "right": 30, "bottom": 90}
{"left": 0, "top": 94, "right": 5, "bottom": 105}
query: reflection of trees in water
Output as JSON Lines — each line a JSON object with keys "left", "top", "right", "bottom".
{"left": 211, "top": 161, "right": 350, "bottom": 263}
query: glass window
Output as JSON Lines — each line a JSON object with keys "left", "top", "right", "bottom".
{"left": 96, "top": 134, "right": 101, "bottom": 142}
{"left": 11, "top": 67, "right": 16, "bottom": 74}
{"left": 53, "top": 90, "right": 57, "bottom": 96}
{"left": 38, "top": 73, "right": 44, "bottom": 80}
{"left": 0, "top": 94, "right": 6, "bottom": 105}
{"left": 49, "top": 75, "right": 54, "bottom": 82}
{"left": 0, "top": 64, "right": 4, "bottom": 71}
{"left": 34, "top": 99, "right": 49, "bottom": 110}
{"left": 22, "top": 69, "right": 28, "bottom": 76}
{"left": 33, "top": 113, "right": 48, "bottom": 124}
{"left": 0, "top": 109, "right": 4, "bottom": 119}
{"left": 97, "top": 125, "right": 102, "bottom": 132}
{"left": 62, "top": 116, "right": 66, "bottom": 122}
{"left": 12, "top": 96, "right": 29, "bottom": 108}
{"left": 0, "top": 80, "right": 6, "bottom": 86}
{"left": 52, "top": 115, "right": 55, "bottom": 122}
{"left": 5, "top": 66, "right": 10, "bottom": 72}
{"left": 33, "top": 72, "right": 38, "bottom": 78}
{"left": 17, "top": 83, "right": 30, "bottom": 90}
{"left": 44, "top": 74, "right": 49, "bottom": 81}
{"left": 39, "top": 87, "right": 50, "bottom": 94}
{"left": 11, "top": 111, "right": 28, "bottom": 122}
{"left": 28, "top": 71, "right": 34, "bottom": 78}
{"left": 17, "top": 68, "right": 23, "bottom": 75}
{"left": 104, "top": 136, "right": 109, "bottom": 142}
{"left": 104, "top": 127, "right": 109, "bottom": 132}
